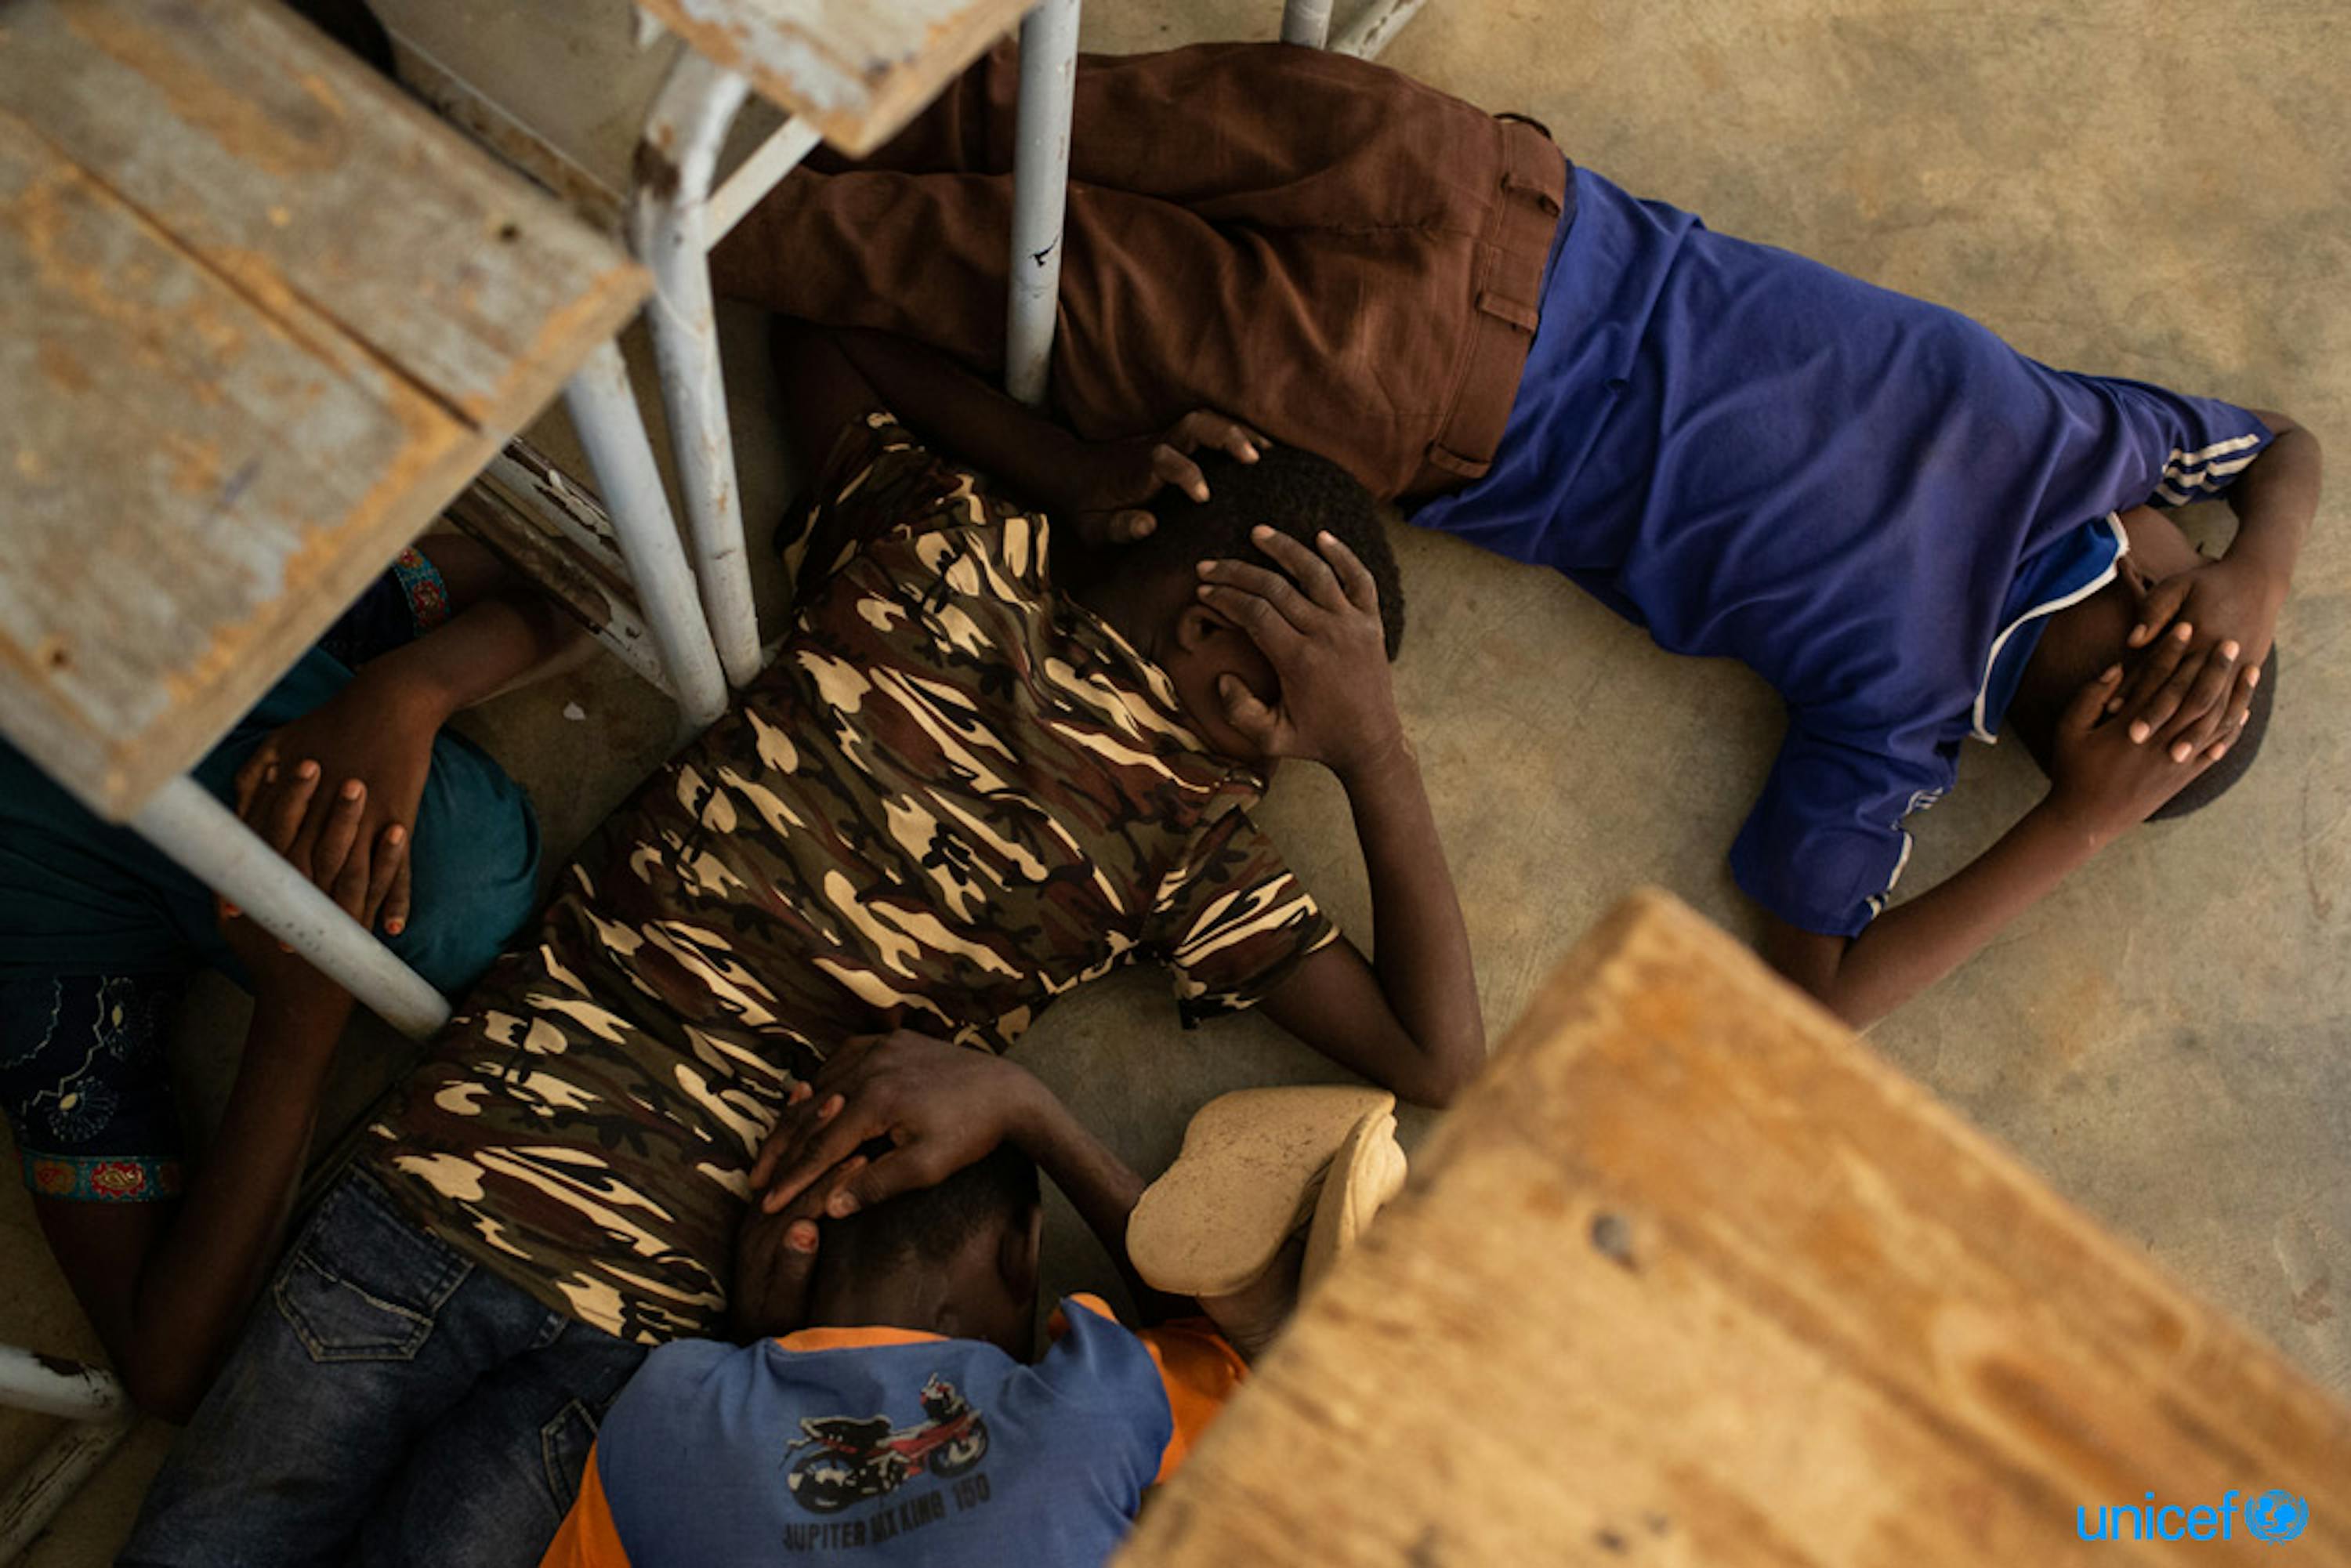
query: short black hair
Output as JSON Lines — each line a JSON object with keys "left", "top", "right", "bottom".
{"left": 2147, "top": 646, "right": 2277, "bottom": 820}
{"left": 828, "top": 1142, "right": 1040, "bottom": 1270}
{"left": 1128, "top": 445, "right": 1406, "bottom": 660}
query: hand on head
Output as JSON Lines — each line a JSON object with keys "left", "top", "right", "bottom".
{"left": 1194, "top": 527, "right": 1407, "bottom": 777}
{"left": 749, "top": 1030, "right": 1044, "bottom": 1218}
{"left": 2045, "top": 629, "right": 2251, "bottom": 839}
{"left": 1061, "top": 410, "right": 1268, "bottom": 548}
{"left": 2112, "top": 552, "right": 2279, "bottom": 732}
{"left": 728, "top": 1148, "right": 869, "bottom": 1342}
{"left": 2014, "top": 505, "right": 2277, "bottom": 825}
{"left": 740, "top": 1041, "right": 1045, "bottom": 1352}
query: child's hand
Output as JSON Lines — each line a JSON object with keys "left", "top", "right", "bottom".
{"left": 749, "top": 1031, "right": 1048, "bottom": 1216}
{"left": 234, "top": 668, "right": 445, "bottom": 936}
{"left": 1056, "top": 410, "right": 1268, "bottom": 546}
{"left": 1195, "top": 527, "right": 1405, "bottom": 779}
{"left": 2113, "top": 556, "right": 2281, "bottom": 725}
{"left": 728, "top": 1152, "right": 870, "bottom": 1341}
{"left": 2046, "top": 645, "right": 2248, "bottom": 840}
{"left": 218, "top": 764, "right": 386, "bottom": 1029}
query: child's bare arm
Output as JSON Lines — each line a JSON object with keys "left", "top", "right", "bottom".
{"left": 1197, "top": 531, "right": 1485, "bottom": 1106}
{"left": 1765, "top": 643, "right": 2247, "bottom": 1025}
{"left": 34, "top": 774, "right": 370, "bottom": 1419}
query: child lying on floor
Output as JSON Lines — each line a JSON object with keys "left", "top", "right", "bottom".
{"left": 539, "top": 1034, "right": 1394, "bottom": 1568}
{"left": 122, "top": 324, "right": 1480, "bottom": 1567}
{"left": 0, "top": 541, "right": 572, "bottom": 1418}
{"left": 717, "top": 40, "right": 2324, "bottom": 1027}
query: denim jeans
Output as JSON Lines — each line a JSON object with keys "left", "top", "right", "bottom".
{"left": 121, "top": 1169, "right": 647, "bottom": 1567}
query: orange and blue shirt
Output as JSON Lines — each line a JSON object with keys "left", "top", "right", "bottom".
{"left": 541, "top": 1295, "right": 1244, "bottom": 1568}
{"left": 1415, "top": 167, "right": 2274, "bottom": 936}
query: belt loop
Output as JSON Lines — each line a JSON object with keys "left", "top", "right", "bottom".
{"left": 1476, "top": 288, "right": 1541, "bottom": 335}
{"left": 1425, "top": 444, "right": 1493, "bottom": 481}
{"left": 1496, "top": 119, "right": 1565, "bottom": 216}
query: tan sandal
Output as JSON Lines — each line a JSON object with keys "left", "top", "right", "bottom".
{"left": 1127, "top": 1086, "right": 1407, "bottom": 1353}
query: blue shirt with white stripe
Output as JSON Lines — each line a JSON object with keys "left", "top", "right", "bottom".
{"left": 1414, "top": 167, "right": 2273, "bottom": 936}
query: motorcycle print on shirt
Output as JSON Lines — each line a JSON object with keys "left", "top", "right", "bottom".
{"left": 785, "top": 1374, "right": 992, "bottom": 1515}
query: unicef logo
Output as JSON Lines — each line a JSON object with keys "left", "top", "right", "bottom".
{"left": 2076, "top": 1487, "right": 2313, "bottom": 1544}
{"left": 2246, "top": 1491, "right": 2310, "bottom": 1543}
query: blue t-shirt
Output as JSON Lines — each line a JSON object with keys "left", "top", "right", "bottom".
{"left": 1415, "top": 167, "right": 2273, "bottom": 935}
{"left": 542, "top": 1298, "right": 1244, "bottom": 1568}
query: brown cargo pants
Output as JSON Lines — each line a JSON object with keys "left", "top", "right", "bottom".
{"left": 711, "top": 41, "right": 1569, "bottom": 503}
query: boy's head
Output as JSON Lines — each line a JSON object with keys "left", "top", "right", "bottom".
{"left": 1091, "top": 446, "right": 1404, "bottom": 762}
{"left": 2008, "top": 506, "right": 2276, "bottom": 817}
{"left": 731, "top": 1144, "right": 1043, "bottom": 1355}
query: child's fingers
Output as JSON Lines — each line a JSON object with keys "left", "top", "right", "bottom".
{"left": 286, "top": 784, "right": 347, "bottom": 883}
{"left": 262, "top": 762, "right": 322, "bottom": 854}
{"left": 2121, "top": 623, "right": 2195, "bottom": 742}
{"left": 761, "top": 1095, "right": 878, "bottom": 1214}
{"left": 751, "top": 1088, "right": 842, "bottom": 1194}
{"left": 2125, "top": 575, "right": 2191, "bottom": 650}
{"left": 2203, "top": 707, "right": 2251, "bottom": 763}
{"left": 2230, "top": 653, "right": 2263, "bottom": 717}
{"left": 1197, "top": 568, "right": 1313, "bottom": 645}
{"left": 747, "top": 1081, "right": 822, "bottom": 1189}
{"left": 2130, "top": 629, "right": 2219, "bottom": 745}
{"left": 382, "top": 849, "right": 412, "bottom": 938}
{"left": 310, "top": 780, "right": 368, "bottom": 894}
{"left": 2119, "top": 619, "right": 2195, "bottom": 715}
{"left": 1102, "top": 509, "right": 1154, "bottom": 544}
{"left": 1177, "top": 411, "right": 1264, "bottom": 465}
{"left": 362, "top": 825, "right": 408, "bottom": 930}
{"left": 758, "top": 1161, "right": 868, "bottom": 1331}
{"left": 330, "top": 838, "right": 374, "bottom": 921}
{"left": 1216, "top": 673, "right": 1284, "bottom": 751}
{"left": 1151, "top": 444, "right": 1211, "bottom": 504}
{"left": 232, "top": 745, "right": 277, "bottom": 814}
{"left": 2159, "top": 640, "right": 2240, "bottom": 761}
{"left": 1248, "top": 526, "right": 1348, "bottom": 613}
{"left": 806, "top": 1035, "right": 883, "bottom": 1099}
{"left": 828, "top": 1143, "right": 957, "bottom": 1219}
{"left": 1316, "top": 530, "right": 1381, "bottom": 616}
{"left": 1199, "top": 554, "right": 1313, "bottom": 616}
{"left": 2060, "top": 664, "right": 2123, "bottom": 735}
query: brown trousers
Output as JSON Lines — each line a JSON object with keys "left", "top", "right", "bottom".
{"left": 712, "top": 42, "right": 1568, "bottom": 503}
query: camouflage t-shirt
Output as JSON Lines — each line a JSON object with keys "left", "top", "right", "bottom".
{"left": 367, "top": 415, "right": 1337, "bottom": 1344}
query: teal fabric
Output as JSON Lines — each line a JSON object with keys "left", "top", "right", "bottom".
{"left": 0, "top": 647, "right": 540, "bottom": 998}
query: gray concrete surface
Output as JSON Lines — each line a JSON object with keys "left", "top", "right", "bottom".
{"left": 5, "top": 0, "right": 2348, "bottom": 1559}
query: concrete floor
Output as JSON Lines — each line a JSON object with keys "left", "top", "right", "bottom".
{"left": 6, "top": 0, "right": 2349, "bottom": 1559}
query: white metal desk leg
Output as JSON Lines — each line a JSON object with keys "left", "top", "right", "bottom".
{"left": 1281, "top": 0, "right": 1335, "bottom": 46}
{"left": 561, "top": 340, "right": 731, "bottom": 734}
{"left": 0, "top": 1347, "right": 121, "bottom": 1423}
{"left": 632, "top": 53, "right": 763, "bottom": 688}
{"left": 1332, "top": 0, "right": 1429, "bottom": 58}
{"left": 0, "top": 1349, "right": 131, "bottom": 1563}
{"left": 128, "top": 779, "right": 451, "bottom": 1038}
{"left": 1005, "top": 0, "right": 1081, "bottom": 407}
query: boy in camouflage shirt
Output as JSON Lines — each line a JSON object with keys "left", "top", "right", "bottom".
{"left": 125, "top": 327, "right": 1482, "bottom": 1568}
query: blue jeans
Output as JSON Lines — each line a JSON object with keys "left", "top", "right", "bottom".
{"left": 121, "top": 1170, "right": 646, "bottom": 1567}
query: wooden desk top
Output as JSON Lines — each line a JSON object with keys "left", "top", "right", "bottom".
{"left": 632, "top": 0, "right": 1035, "bottom": 158}
{"left": 1118, "top": 893, "right": 2351, "bottom": 1566}
{"left": 0, "top": 0, "right": 647, "bottom": 820}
